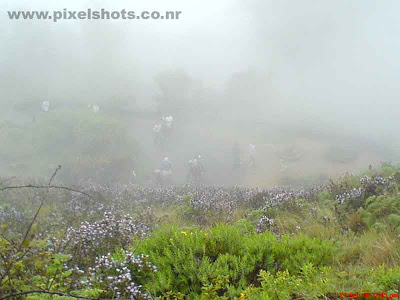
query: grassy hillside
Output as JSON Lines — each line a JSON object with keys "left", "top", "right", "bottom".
{"left": 1, "top": 163, "right": 400, "bottom": 299}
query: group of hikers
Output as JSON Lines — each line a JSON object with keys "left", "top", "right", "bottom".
{"left": 41, "top": 101, "right": 257, "bottom": 186}
{"left": 152, "top": 116, "right": 205, "bottom": 186}
{"left": 187, "top": 155, "right": 205, "bottom": 183}
{"left": 151, "top": 114, "right": 259, "bottom": 187}
{"left": 152, "top": 143, "right": 257, "bottom": 187}
{"left": 153, "top": 155, "right": 205, "bottom": 187}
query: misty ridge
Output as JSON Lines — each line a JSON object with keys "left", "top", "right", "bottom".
{"left": 0, "top": 0, "right": 399, "bottom": 186}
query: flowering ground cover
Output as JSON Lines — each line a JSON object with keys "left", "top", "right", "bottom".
{"left": 1, "top": 163, "right": 400, "bottom": 299}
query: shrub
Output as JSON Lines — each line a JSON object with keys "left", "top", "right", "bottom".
{"left": 361, "top": 194, "right": 400, "bottom": 233}
{"left": 60, "top": 211, "right": 150, "bottom": 265}
{"left": 366, "top": 265, "right": 400, "bottom": 292}
{"left": 133, "top": 223, "right": 335, "bottom": 298}
{"left": 242, "top": 264, "right": 336, "bottom": 300}
{"left": 271, "top": 233, "right": 335, "bottom": 275}
{"left": 87, "top": 250, "right": 157, "bottom": 299}
{"left": 0, "top": 237, "right": 83, "bottom": 297}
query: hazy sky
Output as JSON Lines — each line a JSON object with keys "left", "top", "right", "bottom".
{"left": 1, "top": 0, "right": 399, "bottom": 137}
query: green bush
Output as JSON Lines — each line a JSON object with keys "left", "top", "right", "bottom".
{"left": 361, "top": 194, "right": 400, "bottom": 233}
{"left": 366, "top": 265, "right": 400, "bottom": 292}
{"left": 133, "top": 223, "right": 336, "bottom": 298}
{"left": 0, "top": 237, "right": 79, "bottom": 296}
{"left": 272, "top": 233, "right": 335, "bottom": 275}
{"left": 2, "top": 163, "right": 400, "bottom": 299}
{"left": 254, "top": 264, "right": 335, "bottom": 300}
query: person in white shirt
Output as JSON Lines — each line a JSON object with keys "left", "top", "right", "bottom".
{"left": 165, "top": 116, "right": 173, "bottom": 129}
{"left": 41, "top": 101, "right": 50, "bottom": 112}
{"left": 197, "top": 155, "right": 205, "bottom": 174}
{"left": 153, "top": 123, "right": 162, "bottom": 133}
{"left": 88, "top": 104, "right": 99, "bottom": 113}
{"left": 130, "top": 170, "right": 137, "bottom": 184}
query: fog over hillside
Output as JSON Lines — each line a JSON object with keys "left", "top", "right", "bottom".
{"left": 1, "top": 0, "right": 399, "bottom": 186}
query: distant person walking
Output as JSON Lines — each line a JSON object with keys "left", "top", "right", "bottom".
{"left": 161, "top": 157, "right": 172, "bottom": 175}
{"left": 187, "top": 155, "right": 205, "bottom": 184}
{"left": 41, "top": 101, "right": 50, "bottom": 112}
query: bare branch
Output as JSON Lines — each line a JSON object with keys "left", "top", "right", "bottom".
{"left": 49, "top": 165, "right": 62, "bottom": 184}
{"left": 0, "top": 185, "right": 95, "bottom": 201}
{"left": 0, "top": 290, "right": 111, "bottom": 300}
{"left": 19, "top": 166, "right": 62, "bottom": 249}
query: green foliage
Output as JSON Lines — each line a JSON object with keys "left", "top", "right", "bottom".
{"left": 0, "top": 237, "right": 77, "bottom": 295}
{"left": 133, "top": 223, "right": 336, "bottom": 298}
{"left": 0, "top": 109, "right": 143, "bottom": 184}
{"left": 272, "top": 233, "right": 335, "bottom": 275}
{"left": 380, "top": 163, "right": 398, "bottom": 177}
{"left": 361, "top": 194, "right": 400, "bottom": 232}
{"left": 366, "top": 265, "right": 400, "bottom": 292}
{"left": 242, "top": 264, "right": 336, "bottom": 300}
{"left": 2, "top": 163, "right": 400, "bottom": 299}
